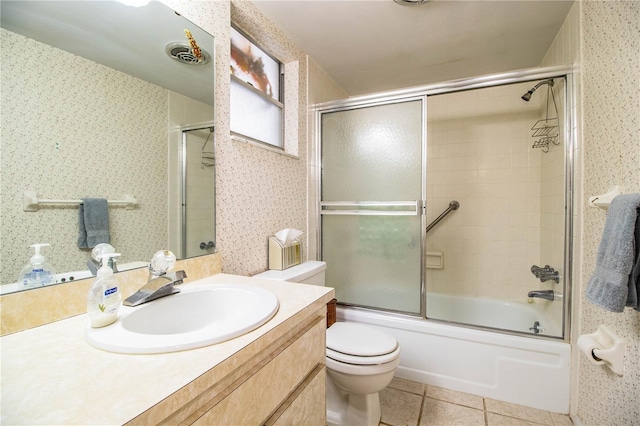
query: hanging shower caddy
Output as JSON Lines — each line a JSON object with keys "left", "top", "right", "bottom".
{"left": 530, "top": 81, "right": 560, "bottom": 153}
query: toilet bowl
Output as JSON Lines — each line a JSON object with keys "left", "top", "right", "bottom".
{"left": 325, "top": 321, "right": 400, "bottom": 426}
{"left": 254, "top": 261, "right": 400, "bottom": 426}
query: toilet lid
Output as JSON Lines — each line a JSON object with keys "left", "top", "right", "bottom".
{"left": 326, "top": 346, "right": 400, "bottom": 365}
{"left": 326, "top": 322, "right": 398, "bottom": 357}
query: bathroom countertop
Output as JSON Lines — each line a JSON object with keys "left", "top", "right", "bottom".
{"left": 0, "top": 273, "right": 334, "bottom": 425}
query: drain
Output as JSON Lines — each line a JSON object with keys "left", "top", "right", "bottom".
{"left": 529, "top": 321, "right": 545, "bottom": 334}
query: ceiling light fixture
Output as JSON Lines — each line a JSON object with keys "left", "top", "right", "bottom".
{"left": 393, "top": 0, "right": 429, "bottom": 5}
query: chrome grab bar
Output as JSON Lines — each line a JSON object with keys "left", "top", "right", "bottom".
{"left": 425, "top": 201, "right": 460, "bottom": 233}
{"left": 320, "top": 201, "right": 421, "bottom": 216}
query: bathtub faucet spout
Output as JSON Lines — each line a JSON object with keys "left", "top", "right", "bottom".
{"left": 527, "top": 289, "right": 555, "bottom": 301}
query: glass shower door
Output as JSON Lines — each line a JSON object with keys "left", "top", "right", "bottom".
{"left": 182, "top": 126, "right": 216, "bottom": 258}
{"left": 320, "top": 99, "right": 424, "bottom": 314}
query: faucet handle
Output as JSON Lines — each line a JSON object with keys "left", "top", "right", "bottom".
{"left": 149, "top": 250, "right": 176, "bottom": 275}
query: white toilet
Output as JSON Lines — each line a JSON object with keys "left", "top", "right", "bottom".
{"left": 254, "top": 261, "right": 400, "bottom": 426}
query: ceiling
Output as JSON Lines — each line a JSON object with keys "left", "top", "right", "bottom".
{"left": 253, "top": 0, "right": 574, "bottom": 96}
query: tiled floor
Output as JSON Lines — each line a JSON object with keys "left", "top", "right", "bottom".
{"left": 379, "top": 378, "right": 573, "bottom": 426}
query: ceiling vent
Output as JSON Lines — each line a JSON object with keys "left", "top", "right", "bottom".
{"left": 165, "top": 43, "right": 211, "bottom": 65}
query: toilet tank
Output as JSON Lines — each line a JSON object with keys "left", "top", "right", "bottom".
{"left": 254, "top": 261, "right": 326, "bottom": 286}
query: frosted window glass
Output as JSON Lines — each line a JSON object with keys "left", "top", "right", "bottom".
{"left": 230, "top": 79, "right": 282, "bottom": 147}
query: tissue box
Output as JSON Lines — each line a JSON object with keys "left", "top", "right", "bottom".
{"left": 268, "top": 236, "right": 302, "bottom": 270}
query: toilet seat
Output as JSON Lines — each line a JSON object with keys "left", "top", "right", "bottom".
{"left": 326, "top": 346, "right": 400, "bottom": 365}
{"left": 326, "top": 322, "right": 399, "bottom": 365}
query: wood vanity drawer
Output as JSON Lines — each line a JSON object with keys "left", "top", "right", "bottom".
{"left": 265, "top": 364, "right": 325, "bottom": 426}
{"left": 192, "top": 315, "right": 325, "bottom": 425}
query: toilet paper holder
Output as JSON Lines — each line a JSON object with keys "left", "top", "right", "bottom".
{"left": 577, "top": 325, "right": 625, "bottom": 376}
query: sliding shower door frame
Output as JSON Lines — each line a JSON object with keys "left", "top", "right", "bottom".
{"left": 317, "top": 95, "right": 429, "bottom": 317}
{"left": 314, "top": 65, "right": 575, "bottom": 340}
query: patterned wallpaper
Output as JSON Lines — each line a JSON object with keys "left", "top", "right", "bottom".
{"left": 160, "top": 0, "right": 310, "bottom": 276}
{"left": 0, "top": 28, "right": 168, "bottom": 284}
{"left": 1, "top": 0, "right": 310, "bottom": 286}
{"left": 577, "top": 2, "right": 640, "bottom": 424}
{"left": 213, "top": 1, "right": 309, "bottom": 276}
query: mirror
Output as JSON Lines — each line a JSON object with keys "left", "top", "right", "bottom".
{"left": 0, "top": 1, "right": 216, "bottom": 293}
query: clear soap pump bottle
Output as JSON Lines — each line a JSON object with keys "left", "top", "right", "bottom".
{"left": 87, "top": 253, "right": 122, "bottom": 328}
{"left": 18, "top": 243, "right": 57, "bottom": 289}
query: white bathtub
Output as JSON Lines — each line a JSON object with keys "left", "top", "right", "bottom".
{"left": 337, "top": 298, "right": 571, "bottom": 414}
{"left": 426, "top": 292, "right": 563, "bottom": 336}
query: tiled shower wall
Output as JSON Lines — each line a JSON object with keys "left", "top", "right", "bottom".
{"left": 426, "top": 83, "right": 551, "bottom": 302}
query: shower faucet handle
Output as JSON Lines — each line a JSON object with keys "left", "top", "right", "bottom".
{"left": 530, "top": 265, "right": 560, "bottom": 284}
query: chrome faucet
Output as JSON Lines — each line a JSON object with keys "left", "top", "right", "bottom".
{"left": 530, "top": 265, "right": 560, "bottom": 283}
{"left": 87, "top": 243, "right": 118, "bottom": 276}
{"left": 527, "top": 289, "right": 555, "bottom": 301}
{"left": 123, "top": 250, "right": 186, "bottom": 307}
{"left": 123, "top": 270, "right": 187, "bottom": 306}
{"left": 87, "top": 256, "right": 118, "bottom": 276}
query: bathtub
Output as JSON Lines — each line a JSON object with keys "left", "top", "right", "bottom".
{"left": 337, "top": 296, "right": 571, "bottom": 414}
{"left": 426, "top": 292, "right": 563, "bottom": 335}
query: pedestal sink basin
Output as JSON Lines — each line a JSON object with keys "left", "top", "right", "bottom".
{"left": 85, "top": 283, "right": 279, "bottom": 354}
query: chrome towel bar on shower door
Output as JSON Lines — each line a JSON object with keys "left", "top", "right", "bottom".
{"left": 425, "top": 200, "right": 460, "bottom": 233}
{"left": 320, "top": 201, "right": 422, "bottom": 216}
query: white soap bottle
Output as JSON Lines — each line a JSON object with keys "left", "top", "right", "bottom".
{"left": 87, "top": 253, "right": 122, "bottom": 328}
{"left": 17, "top": 243, "right": 57, "bottom": 289}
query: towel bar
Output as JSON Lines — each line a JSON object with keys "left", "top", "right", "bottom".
{"left": 23, "top": 190, "right": 137, "bottom": 212}
{"left": 588, "top": 185, "right": 623, "bottom": 209}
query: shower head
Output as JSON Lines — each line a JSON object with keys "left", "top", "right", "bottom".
{"left": 521, "top": 79, "right": 555, "bottom": 102}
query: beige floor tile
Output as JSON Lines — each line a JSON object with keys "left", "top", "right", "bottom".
{"left": 485, "top": 399, "right": 553, "bottom": 425}
{"left": 486, "top": 412, "right": 542, "bottom": 425}
{"left": 425, "top": 385, "right": 484, "bottom": 410}
{"left": 389, "top": 377, "right": 426, "bottom": 395}
{"left": 549, "top": 413, "right": 573, "bottom": 425}
{"left": 420, "top": 397, "right": 485, "bottom": 426}
{"left": 380, "top": 387, "right": 423, "bottom": 426}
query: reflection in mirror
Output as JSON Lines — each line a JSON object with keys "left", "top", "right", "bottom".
{"left": 0, "top": 1, "right": 215, "bottom": 293}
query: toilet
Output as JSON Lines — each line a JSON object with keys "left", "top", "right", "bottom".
{"left": 254, "top": 261, "right": 400, "bottom": 426}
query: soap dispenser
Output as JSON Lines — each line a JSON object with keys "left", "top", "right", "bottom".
{"left": 87, "top": 253, "right": 122, "bottom": 328}
{"left": 18, "top": 243, "right": 57, "bottom": 289}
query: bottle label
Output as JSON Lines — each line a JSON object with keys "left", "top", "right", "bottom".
{"left": 104, "top": 287, "right": 118, "bottom": 296}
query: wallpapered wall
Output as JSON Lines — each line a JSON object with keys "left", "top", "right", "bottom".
{"left": 164, "top": 0, "right": 310, "bottom": 277}
{"left": 543, "top": 2, "right": 640, "bottom": 423}
{"left": 0, "top": 28, "right": 168, "bottom": 283}
{"left": 578, "top": 2, "right": 640, "bottom": 424}
{"left": 1, "top": 0, "right": 310, "bottom": 284}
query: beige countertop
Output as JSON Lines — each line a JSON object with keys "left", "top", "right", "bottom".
{"left": 0, "top": 273, "right": 333, "bottom": 425}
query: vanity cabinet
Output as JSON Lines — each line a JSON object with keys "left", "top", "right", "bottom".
{"left": 191, "top": 314, "right": 326, "bottom": 425}
{"left": 1, "top": 275, "right": 333, "bottom": 426}
{"left": 127, "top": 307, "right": 328, "bottom": 426}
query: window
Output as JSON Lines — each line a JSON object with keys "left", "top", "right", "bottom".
{"left": 230, "top": 26, "right": 284, "bottom": 148}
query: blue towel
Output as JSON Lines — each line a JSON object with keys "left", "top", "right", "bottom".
{"left": 626, "top": 209, "right": 640, "bottom": 311}
{"left": 586, "top": 193, "right": 640, "bottom": 312}
{"left": 77, "top": 198, "right": 110, "bottom": 249}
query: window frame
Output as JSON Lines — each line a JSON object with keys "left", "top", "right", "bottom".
{"left": 230, "top": 24, "right": 285, "bottom": 149}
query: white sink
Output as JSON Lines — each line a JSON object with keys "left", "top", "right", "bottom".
{"left": 85, "top": 283, "right": 279, "bottom": 354}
